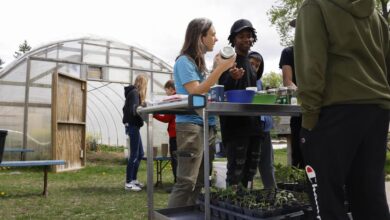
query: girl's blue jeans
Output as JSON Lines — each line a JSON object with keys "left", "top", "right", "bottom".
{"left": 126, "top": 125, "right": 144, "bottom": 183}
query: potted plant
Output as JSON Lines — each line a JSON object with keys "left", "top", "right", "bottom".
{"left": 275, "top": 163, "right": 308, "bottom": 192}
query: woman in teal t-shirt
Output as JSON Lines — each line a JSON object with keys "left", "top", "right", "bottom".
{"left": 167, "top": 17, "right": 235, "bottom": 208}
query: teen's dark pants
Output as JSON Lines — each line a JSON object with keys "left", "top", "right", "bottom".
{"left": 291, "top": 116, "right": 304, "bottom": 168}
{"left": 300, "top": 104, "right": 389, "bottom": 220}
{"left": 169, "top": 137, "right": 178, "bottom": 183}
{"left": 226, "top": 136, "right": 261, "bottom": 187}
{"left": 258, "top": 131, "right": 276, "bottom": 189}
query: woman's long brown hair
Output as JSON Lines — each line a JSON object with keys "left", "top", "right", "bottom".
{"left": 134, "top": 74, "right": 148, "bottom": 104}
{"left": 178, "top": 18, "right": 212, "bottom": 74}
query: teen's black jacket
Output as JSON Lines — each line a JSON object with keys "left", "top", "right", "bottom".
{"left": 122, "top": 85, "right": 144, "bottom": 127}
{"left": 218, "top": 54, "right": 263, "bottom": 140}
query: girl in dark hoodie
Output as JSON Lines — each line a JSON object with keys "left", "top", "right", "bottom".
{"left": 122, "top": 74, "right": 148, "bottom": 191}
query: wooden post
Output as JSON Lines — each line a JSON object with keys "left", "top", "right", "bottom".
{"left": 43, "top": 166, "right": 48, "bottom": 197}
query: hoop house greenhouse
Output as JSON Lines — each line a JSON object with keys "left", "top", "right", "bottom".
{"left": 0, "top": 37, "right": 173, "bottom": 171}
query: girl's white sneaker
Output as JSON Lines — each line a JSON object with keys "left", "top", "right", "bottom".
{"left": 125, "top": 182, "right": 142, "bottom": 191}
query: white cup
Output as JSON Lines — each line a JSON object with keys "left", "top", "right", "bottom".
{"left": 246, "top": 87, "right": 258, "bottom": 92}
{"left": 220, "top": 46, "right": 235, "bottom": 59}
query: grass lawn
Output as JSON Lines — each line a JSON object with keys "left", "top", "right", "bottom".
{"left": 0, "top": 148, "right": 389, "bottom": 219}
{"left": 0, "top": 151, "right": 172, "bottom": 219}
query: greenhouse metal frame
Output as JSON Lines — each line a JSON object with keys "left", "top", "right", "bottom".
{"left": 0, "top": 37, "right": 173, "bottom": 161}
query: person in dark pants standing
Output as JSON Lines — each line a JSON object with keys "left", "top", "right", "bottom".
{"left": 295, "top": 0, "right": 390, "bottom": 219}
{"left": 122, "top": 74, "right": 148, "bottom": 192}
{"left": 249, "top": 51, "right": 276, "bottom": 189}
{"left": 279, "top": 19, "right": 304, "bottom": 169}
{"left": 219, "top": 19, "right": 263, "bottom": 188}
{"left": 154, "top": 79, "right": 178, "bottom": 184}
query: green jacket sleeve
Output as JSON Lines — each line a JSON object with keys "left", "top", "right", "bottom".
{"left": 295, "top": 1, "right": 329, "bottom": 130}
{"left": 386, "top": 39, "right": 390, "bottom": 87}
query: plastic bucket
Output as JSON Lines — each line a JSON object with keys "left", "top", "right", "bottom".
{"left": 213, "top": 161, "right": 227, "bottom": 189}
{"left": 225, "top": 90, "right": 255, "bottom": 103}
{"left": 252, "top": 94, "right": 277, "bottom": 104}
{"left": 0, "top": 130, "right": 8, "bottom": 163}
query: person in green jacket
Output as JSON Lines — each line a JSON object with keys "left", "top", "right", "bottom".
{"left": 295, "top": 0, "right": 390, "bottom": 219}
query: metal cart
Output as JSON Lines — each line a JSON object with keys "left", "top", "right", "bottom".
{"left": 138, "top": 95, "right": 301, "bottom": 220}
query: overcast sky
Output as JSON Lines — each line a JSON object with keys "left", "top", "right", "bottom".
{"left": 0, "top": 0, "right": 285, "bottom": 74}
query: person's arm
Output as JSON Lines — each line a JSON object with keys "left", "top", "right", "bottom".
{"left": 218, "top": 63, "right": 246, "bottom": 90}
{"left": 387, "top": 50, "right": 390, "bottom": 86}
{"left": 153, "top": 114, "right": 173, "bottom": 123}
{"left": 184, "top": 54, "right": 235, "bottom": 94}
{"left": 126, "top": 90, "right": 144, "bottom": 127}
{"left": 126, "top": 90, "right": 140, "bottom": 117}
{"left": 256, "top": 79, "right": 263, "bottom": 91}
{"left": 386, "top": 26, "right": 390, "bottom": 86}
{"left": 257, "top": 54, "right": 265, "bottom": 80}
{"left": 219, "top": 70, "right": 237, "bottom": 90}
{"left": 282, "top": 65, "right": 297, "bottom": 89}
{"left": 279, "top": 48, "right": 297, "bottom": 89}
{"left": 295, "top": 1, "right": 328, "bottom": 130}
{"left": 386, "top": 42, "right": 390, "bottom": 85}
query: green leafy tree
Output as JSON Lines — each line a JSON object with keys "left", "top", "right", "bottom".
{"left": 268, "top": 0, "right": 389, "bottom": 47}
{"left": 0, "top": 58, "right": 5, "bottom": 70}
{"left": 262, "top": 71, "right": 283, "bottom": 89}
{"left": 14, "top": 40, "right": 32, "bottom": 58}
{"left": 376, "top": 0, "right": 390, "bottom": 21}
{"left": 267, "top": 0, "right": 304, "bottom": 47}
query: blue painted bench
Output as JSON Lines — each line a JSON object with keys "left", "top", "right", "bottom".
{"left": 4, "top": 148, "right": 34, "bottom": 160}
{"left": 142, "top": 156, "right": 171, "bottom": 187}
{"left": 0, "top": 160, "right": 66, "bottom": 197}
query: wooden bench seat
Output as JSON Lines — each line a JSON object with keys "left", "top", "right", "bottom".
{"left": 0, "top": 160, "right": 65, "bottom": 197}
{"left": 4, "top": 148, "right": 34, "bottom": 160}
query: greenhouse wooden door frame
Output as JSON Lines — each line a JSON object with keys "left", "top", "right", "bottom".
{"left": 52, "top": 72, "right": 87, "bottom": 172}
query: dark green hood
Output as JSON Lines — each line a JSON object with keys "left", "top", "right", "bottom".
{"left": 329, "top": 0, "right": 375, "bottom": 18}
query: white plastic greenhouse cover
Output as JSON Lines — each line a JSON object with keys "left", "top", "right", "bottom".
{"left": 0, "top": 36, "right": 173, "bottom": 160}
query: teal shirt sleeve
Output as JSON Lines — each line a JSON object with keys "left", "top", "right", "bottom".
{"left": 173, "top": 55, "right": 215, "bottom": 125}
{"left": 174, "top": 56, "right": 201, "bottom": 96}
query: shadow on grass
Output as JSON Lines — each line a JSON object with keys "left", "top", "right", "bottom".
{"left": 0, "top": 192, "right": 45, "bottom": 199}
{"left": 64, "top": 186, "right": 128, "bottom": 196}
{"left": 63, "top": 185, "right": 172, "bottom": 193}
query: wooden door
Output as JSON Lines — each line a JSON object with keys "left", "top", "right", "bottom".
{"left": 52, "top": 73, "right": 87, "bottom": 172}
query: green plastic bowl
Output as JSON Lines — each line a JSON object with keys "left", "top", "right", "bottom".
{"left": 252, "top": 94, "right": 277, "bottom": 104}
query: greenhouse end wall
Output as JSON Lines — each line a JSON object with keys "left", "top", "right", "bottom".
{"left": 0, "top": 37, "right": 173, "bottom": 166}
